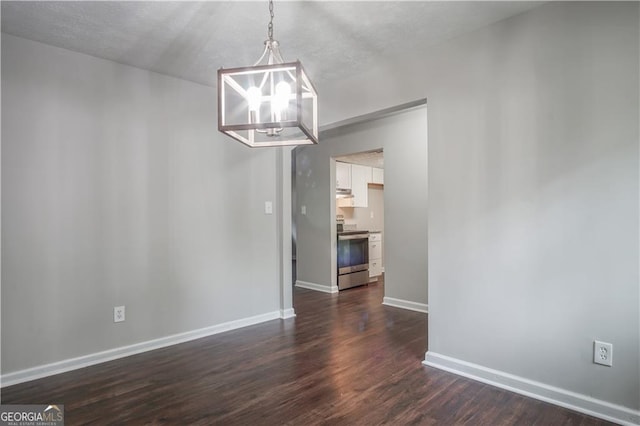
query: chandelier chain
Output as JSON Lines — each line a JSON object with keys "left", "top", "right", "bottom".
{"left": 268, "top": 0, "right": 274, "bottom": 41}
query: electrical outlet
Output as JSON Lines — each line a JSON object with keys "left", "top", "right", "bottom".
{"left": 114, "top": 306, "right": 125, "bottom": 323}
{"left": 594, "top": 340, "right": 613, "bottom": 367}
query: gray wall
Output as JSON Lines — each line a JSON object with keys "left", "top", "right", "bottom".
{"left": 1, "top": 35, "right": 281, "bottom": 374}
{"left": 320, "top": 2, "right": 639, "bottom": 411}
{"left": 296, "top": 108, "right": 428, "bottom": 304}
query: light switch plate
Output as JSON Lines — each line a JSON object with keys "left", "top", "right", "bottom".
{"left": 265, "top": 201, "right": 273, "bottom": 214}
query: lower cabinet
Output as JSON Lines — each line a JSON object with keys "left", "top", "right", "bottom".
{"left": 369, "top": 232, "right": 383, "bottom": 279}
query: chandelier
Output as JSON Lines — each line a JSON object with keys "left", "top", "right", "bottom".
{"left": 217, "top": 0, "right": 318, "bottom": 148}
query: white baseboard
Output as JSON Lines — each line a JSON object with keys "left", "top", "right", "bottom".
{"left": 280, "top": 308, "right": 296, "bottom": 319}
{"left": 1, "top": 310, "right": 281, "bottom": 388}
{"left": 423, "top": 351, "right": 640, "bottom": 426}
{"left": 295, "top": 280, "right": 339, "bottom": 294}
{"left": 383, "top": 297, "right": 428, "bottom": 313}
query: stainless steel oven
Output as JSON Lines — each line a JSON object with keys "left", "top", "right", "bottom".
{"left": 337, "top": 231, "right": 369, "bottom": 290}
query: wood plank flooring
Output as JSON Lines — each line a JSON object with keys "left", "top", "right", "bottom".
{"left": 2, "top": 279, "right": 615, "bottom": 425}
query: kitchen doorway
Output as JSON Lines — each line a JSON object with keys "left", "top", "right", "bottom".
{"left": 335, "top": 150, "right": 385, "bottom": 291}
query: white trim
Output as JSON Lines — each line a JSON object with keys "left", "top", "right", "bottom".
{"left": 295, "top": 280, "right": 339, "bottom": 294}
{"left": 280, "top": 308, "right": 296, "bottom": 319}
{"left": 423, "top": 352, "right": 640, "bottom": 426}
{"left": 383, "top": 297, "right": 428, "bottom": 313}
{"left": 1, "top": 310, "right": 281, "bottom": 388}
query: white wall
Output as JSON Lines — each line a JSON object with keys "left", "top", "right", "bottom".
{"left": 321, "top": 1, "right": 639, "bottom": 420}
{"left": 296, "top": 107, "right": 428, "bottom": 304}
{"left": 1, "top": 35, "right": 283, "bottom": 375}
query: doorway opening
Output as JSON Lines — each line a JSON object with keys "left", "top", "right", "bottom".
{"left": 334, "top": 150, "right": 385, "bottom": 292}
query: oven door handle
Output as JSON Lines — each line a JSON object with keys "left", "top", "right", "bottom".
{"left": 338, "top": 234, "right": 369, "bottom": 241}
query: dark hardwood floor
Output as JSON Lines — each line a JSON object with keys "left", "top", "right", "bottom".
{"left": 2, "top": 279, "right": 614, "bottom": 425}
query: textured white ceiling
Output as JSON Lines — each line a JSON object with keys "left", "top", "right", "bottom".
{"left": 1, "top": 1, "right": 543, "bottom": 88}
{"left": 336, "top": 150, "right": 384, "bottom": 169}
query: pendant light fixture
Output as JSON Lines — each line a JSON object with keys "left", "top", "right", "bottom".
{"left": 218, "top": 0, "right": 318, "bottom": 148}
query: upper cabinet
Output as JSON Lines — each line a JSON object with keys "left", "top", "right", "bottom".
{"left": 336, "top": 161, "right": 384, "bottom": 208}
{"left": 336, "top": 162, "right": 351, "bottom": 190}
{"left": 350, "top": 164, "right": 371, "bottom": 208}
{"left": 371, "top": 167, "right": 384, "bottom": 185}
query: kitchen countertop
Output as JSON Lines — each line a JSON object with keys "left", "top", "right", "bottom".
{"left": 337, "top": 230, "right": 383, "bottom": 236}
{"left": 337, "top": 230, "right": 370, "bottom": 236}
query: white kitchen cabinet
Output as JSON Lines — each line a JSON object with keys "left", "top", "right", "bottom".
{"left": 372, "top": 167, "right": 384, "bottom": 185}
{"left": 369, "top": 232, "right": 383, "bottom": 279}
{"left": 336, "top": 161, "right": 351, "bottom": 190}
{"left": 350, "top": 164, "right": 371, "bottom": 208}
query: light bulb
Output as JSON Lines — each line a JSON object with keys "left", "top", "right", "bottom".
{"left": 246, "top": 86, "right": 262, "bottom": 112}
{"left": 273, "top": 81, "right": 291, "bottom": 121}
